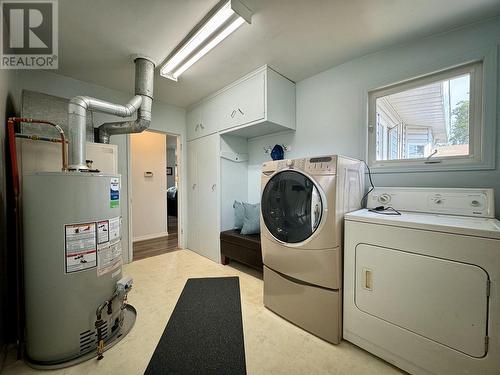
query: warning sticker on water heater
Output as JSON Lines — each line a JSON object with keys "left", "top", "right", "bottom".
{"left": 108, "top": 217, "right": 120, "bottom": 241}
{"left": 97, "top": 241, "right": 122, "bottom": 277}
{"left": 97, "top": 220, "right": 109, "bottom": 244}
{"left": 110, "top": 177, "right": 120, "bottom": 208}
{"left": 64, "top": 222, "right": 97, "bottom": 273}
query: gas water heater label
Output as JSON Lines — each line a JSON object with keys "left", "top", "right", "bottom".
{"left": 108, "top": 217, "right": 120, "bottom": 241}
{"left": 64, "top": 222, "right": 97, "bottom": 273}
{"left": 97, "top": 220, "right": 109, "bottom": 244}
{"left": 97, "top": 241, "right": 122, "bottom": 277}
{"left": 96, "top": 216, "right": 121, "bottom": 277}
{"left": 110, "top": 178, "right": 120, "bottom": 208}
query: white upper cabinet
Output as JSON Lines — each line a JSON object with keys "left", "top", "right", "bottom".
{"left": 186, "top": 105, "right": 203, "bottom": 140}
{"left": 186, "top": 65, "right": 295, "bottom": 141}
{"left": 219, "top": 69, "right": 266, "bottom": 130}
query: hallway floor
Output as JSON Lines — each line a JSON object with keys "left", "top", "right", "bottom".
{"left": 3, "top": 250, "right": 403, "bottom": 375}
{"left": 132, "top": 216, "right": 178, "bottom": 261}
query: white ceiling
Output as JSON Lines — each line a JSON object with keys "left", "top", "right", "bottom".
{"left": 57, "top": 0, "right": 500, "bottom": 108}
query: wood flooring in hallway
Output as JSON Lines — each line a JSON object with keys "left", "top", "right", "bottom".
{"left": 133, "top": 216, "right": 178, "bottom": 261}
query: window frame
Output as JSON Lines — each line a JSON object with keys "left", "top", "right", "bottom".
{"left": 367, "top": 61, "right": 486, "bottom": 172}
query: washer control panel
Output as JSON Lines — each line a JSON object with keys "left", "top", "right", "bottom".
{"left": 369, "top": 187, "right": 495, "bottom": 218}
{"left": 305, "top": 156, "right": 337, "bottom": 175}
{"left": 262, "top": 156, "right": 337, "bottom": 175}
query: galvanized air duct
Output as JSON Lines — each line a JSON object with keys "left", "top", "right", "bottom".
{"left": 67, "top": 57, "right": 155, "bottom": 170}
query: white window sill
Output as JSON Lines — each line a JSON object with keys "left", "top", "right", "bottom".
{"left": 369, "top": 157, "right": 495, "bottom": 173}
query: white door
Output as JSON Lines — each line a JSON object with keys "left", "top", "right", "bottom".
{"left": 355, "top": 244, "right": 489, "bottom": 358}
{"left": 186, "top": 134, "right": 220, "bottom": 263}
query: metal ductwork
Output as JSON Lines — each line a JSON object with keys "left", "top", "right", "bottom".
{"left": 67, "top": 57, "right": 155, "bottom": 170}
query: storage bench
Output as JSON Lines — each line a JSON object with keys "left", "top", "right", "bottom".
{"left": 220, "top": 230, "right": 262, "bottom": 271}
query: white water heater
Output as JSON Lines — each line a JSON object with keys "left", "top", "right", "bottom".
{"left": 22, "top": 172, "right": 135, "bottom": 367}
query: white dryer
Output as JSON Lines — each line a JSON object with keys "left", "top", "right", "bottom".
{"left": 260, "top": 155, "right": 363, "bottom": 344}
{"left": 343, "top": 187, "right": 500, "bottom": 375}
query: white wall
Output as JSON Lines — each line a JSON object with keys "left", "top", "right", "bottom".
{"left": 248, "top": 17, "right": 500, "bottom": 217}
{"left": 220, "top": 134, "right": 249, "bottom": 230}
{"left": 131, "top": 131, "right": 167, "bottom": 241}
{"left": 11, "top": 69, "right": 187, "bottom": 262}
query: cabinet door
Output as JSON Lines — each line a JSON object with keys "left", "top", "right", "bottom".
{"left": 198, "top": 97, "right": 220, "bottom": 138}
{"left": 187, "top": 140, "right": 199, "bottom": 252}
{"left": 195, "top": 134, "right": 220, "bottom": 263}
{"left": 233, "top": 70, "right": 266, "bottom": 127}
{"left": 186, "top": 134, "right": 220, "bottom": 262}
{"left": 219, "top": 70, "right": 266, "bottom": 131}
{"left": 186, "top": 106, "right": 202, "bottom": 141}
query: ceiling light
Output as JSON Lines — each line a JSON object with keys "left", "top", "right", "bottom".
{"left": 160, "top": 0, "right": 251, "bottom": 81}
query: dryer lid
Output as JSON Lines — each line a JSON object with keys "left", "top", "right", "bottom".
{"left": 346, "top": 209, "right": 500, "bottom": 240}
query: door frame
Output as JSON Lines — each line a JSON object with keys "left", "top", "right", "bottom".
{"left": 127, "top": 130, "right": 184, "bottom": 262}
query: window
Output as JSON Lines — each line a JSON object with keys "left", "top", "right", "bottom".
{"left": 368, "top": 61, "right": 484, "bottom": 171}
{"left": 408, "top": 144, "right": 426, "bottom": 159}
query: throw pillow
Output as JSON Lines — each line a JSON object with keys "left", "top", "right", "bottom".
{"left": 241, "top": 202, "right": 260, "bottom": 235}
{"left": 233, "top": 201, "right": 244, "bottom": 229}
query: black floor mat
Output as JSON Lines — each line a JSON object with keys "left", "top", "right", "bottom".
{"left": 144, "top": 277, "right": 247, "bottom": 375}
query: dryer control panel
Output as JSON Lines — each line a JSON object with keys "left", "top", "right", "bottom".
{"left": 368, "top": 187, "right": 495, "bottom": 218}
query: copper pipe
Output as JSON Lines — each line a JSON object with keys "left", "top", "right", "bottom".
{"left": 15, "top": 133, "right": 68, "bottom": 144}
{"left": 10, "top": 117, "right": 68, "bottom": 171}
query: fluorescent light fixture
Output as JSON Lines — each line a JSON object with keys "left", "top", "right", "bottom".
{"left": 160, "top": 0, "right": 251, "bottom": 81}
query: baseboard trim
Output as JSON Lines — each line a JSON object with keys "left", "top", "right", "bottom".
{"left": 133, "top": 231, "right": 169, "bottom": 243}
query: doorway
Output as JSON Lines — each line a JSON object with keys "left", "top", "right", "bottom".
{"left": 129, "top": 130, "right": 180, "bottom": 261}
{"left": 166, "top": 135, "right": 179, "bottom": 239}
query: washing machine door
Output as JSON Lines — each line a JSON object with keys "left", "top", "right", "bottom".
{"left": 262, "top": 170, "right": 323, "bottom": 243}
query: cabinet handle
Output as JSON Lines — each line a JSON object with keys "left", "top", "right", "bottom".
{"left": 211, "top": 184, "right": 216, "bottom": 191}
{"left": 192, "top": 183, "right": 197, "bottom": 190}
{"left": 199, "top": 123, "right": 205, "bottom": 129}
{"left": 230, "top": 110, "right": 236, "bottom": 118}
{"left": 195, "top": 124, "right": 199, "bottom": 131}
{"left": 238, "top": 108, "right": 244, "bottom": 115}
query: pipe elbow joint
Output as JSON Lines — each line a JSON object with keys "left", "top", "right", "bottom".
{"left": 69, "top": 96, "right": 91, "bottom": 110}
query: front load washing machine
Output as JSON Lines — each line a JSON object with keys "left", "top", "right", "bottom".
{"left": 344, "top": 187, "right": 500, "bottom": 375}
{"left": 260, "top": 155, "right": 363, "bottom": 344}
